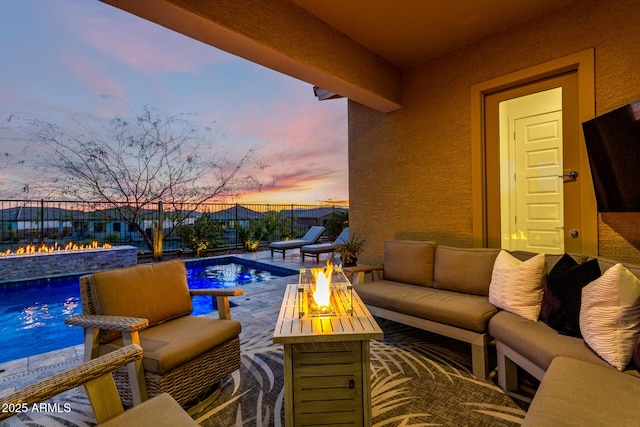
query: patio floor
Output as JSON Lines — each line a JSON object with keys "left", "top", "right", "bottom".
{"left": 0, "top": 249, "right": 337, "bottom": 398}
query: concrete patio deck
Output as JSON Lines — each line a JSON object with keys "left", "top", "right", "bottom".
{"left": 0, "top": 249, "right": 337, "bottom": 398}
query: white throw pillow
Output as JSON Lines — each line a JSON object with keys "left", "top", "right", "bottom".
{"left": 489, "top": 251, "right": 545, "bottom": 321}
{"left": 580, "top": 263, "right": 640, "bottom": 371}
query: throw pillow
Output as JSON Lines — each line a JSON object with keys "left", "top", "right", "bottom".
{"left": 489, "top": 251, "right": 546, "bottom": 321}
{"left": 539, "top": 254, "right": 601, "bottom": 337}
{"left": 580, "top": 263, "right": 640, "bottom": 371}
{"left": 634, "top": 335, "right": 640, "bottom": 370}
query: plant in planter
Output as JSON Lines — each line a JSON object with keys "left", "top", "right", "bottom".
{"left": 335, "top": 232, "right": 365, "bottom": 267}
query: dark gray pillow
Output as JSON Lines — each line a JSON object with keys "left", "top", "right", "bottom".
{"left": 539, "top": 253, "right": 601, "bottom": 337}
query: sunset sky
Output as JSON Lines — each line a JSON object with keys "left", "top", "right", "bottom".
{"left": 0, "top": 1, "right": 348, "bottom": 205}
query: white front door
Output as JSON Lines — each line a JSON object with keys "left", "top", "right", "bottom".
{"left": 499, "top": 87, "right": 565, "bottom": 254}
{"left": 513, "top": 111, "right": 564, "bottom": 253}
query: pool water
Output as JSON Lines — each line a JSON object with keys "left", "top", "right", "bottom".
{"left": 0, "top": 258, "right": 294, "bottom": 363}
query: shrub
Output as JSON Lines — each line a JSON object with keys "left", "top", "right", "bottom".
{"left": 176, "top": 213, "right": 224, "bottom": 257}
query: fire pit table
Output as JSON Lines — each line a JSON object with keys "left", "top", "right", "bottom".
{"left": 273, "top": 266, "right": 383, "bottom": 427}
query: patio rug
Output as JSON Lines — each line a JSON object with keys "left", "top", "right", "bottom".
{"left": 1, "top": 319, "right": 533, "bottom": 426}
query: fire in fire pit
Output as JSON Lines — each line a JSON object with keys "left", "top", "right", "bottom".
{"left": 298, "top": 261, "right": 352, "bottom": 318}
{"left": 1, "top": 241, "right": 113, "bottom": 257}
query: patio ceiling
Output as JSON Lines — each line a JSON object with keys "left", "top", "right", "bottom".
{"left": 290, "top": 0, "right": 574, "bottom": 70}
{"left": 100, "top": 0, "right": 574, "bottom": 112}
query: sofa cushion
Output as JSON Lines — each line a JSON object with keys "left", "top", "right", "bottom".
{"left": 101, "top": 316, "right": 242, "bottom": 374}
{"left": 522, "top": 356, "right": 640, "bottom": 427}
{"left": 91, "top": 260, "right": 193, "bottom": 342}
{"left": 489, "top": 251, "right": 546, "bottom": 321}
{"left": 383, "top": 240, "right": 436, "bottom": 287}
{"left": 580, "top": 263, "right": 640, "bottom": 370}
{"left": 432, "top": 246, "right": 500, "bottom": 296}
{"left": 489, "top": 310, "right": 612, "bottom": 372}
{"left": 539, "top": 254, "right": 601, "bottom": 337}
{"left": 354, "top": 280, "right": 497, "bottom": 333}
{"left": 593, "top": 256, "right": 640, "bottom": 281}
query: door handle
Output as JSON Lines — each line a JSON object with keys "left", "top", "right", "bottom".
{"left": 559, "top": 170, "right": 578, "bottom": 180}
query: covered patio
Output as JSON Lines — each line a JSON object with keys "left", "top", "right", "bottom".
{"left": 0, "top": 250, "right": 532, "bottom": 426}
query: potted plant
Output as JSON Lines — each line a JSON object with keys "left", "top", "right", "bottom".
{"left": 335, "top": 232, "right": 365, "bottom": 267}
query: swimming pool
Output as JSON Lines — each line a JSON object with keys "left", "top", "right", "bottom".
{"left": 0, "top": 257, "right": 296, "bottom": 363}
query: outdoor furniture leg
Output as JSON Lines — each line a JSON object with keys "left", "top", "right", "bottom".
{"left": 122, "top": 331, "right": 148, "bottom": 405}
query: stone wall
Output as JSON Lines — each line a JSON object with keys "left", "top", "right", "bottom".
{"left": 0, "top": 245, "right": 138, "bottom": 282}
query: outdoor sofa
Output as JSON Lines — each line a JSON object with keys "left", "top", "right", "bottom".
{"left": 269, "top": 225, "right": 325, "bottom": 258}
{"left": 489, "top": 253, "right": 640, "bottom": 426}
{"left": 353, "top": 240, "right": 640, "bottom": 425}
{"left": 353, "top": 240, "right": 500, "bottom": 379}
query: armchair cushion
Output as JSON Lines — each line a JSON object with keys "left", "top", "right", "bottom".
{"left": 101, "top": 316, "right": 242, "bottom": 374}
{"left": 100, "top": 392, "right": 197, "bottom": 427}
{"left": 91, "top": 260, "right": 193, "bottom": 342}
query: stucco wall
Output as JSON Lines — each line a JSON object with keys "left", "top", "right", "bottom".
{"left": 350, "top": 0, "right": 640, "bottom": 264}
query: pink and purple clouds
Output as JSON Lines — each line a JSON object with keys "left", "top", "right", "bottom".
{"left": 0, "top": 0, "right": 348, "bottom": 205}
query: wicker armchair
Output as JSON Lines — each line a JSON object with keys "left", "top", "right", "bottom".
{"left": 0, "top": 345, "right": 197, "bottom": 426}
{"left": 64, "top": 259, "right": 244, "bottom": 408}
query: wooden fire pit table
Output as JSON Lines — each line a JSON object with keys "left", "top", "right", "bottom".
{"left": 273, "top": 284, "right": 383, "bottom": 427}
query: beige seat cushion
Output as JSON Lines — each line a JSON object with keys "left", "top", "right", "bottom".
{"left": 433, "top": 246, "right": 500, "bottom": 296}
{"left": 355, "top": 280, "right": 497, "bottom": 332}
{"left": 99, "top": 392, "right": 198, "bottom": 427}
{"left": 383, "top": 240, "right": 436, "bottom": 287}
{"left": 489, "top": 310, "right": 611, "bottom": 371}
{"left": 90, "top": 260, "right": 193, "bottom": 343}
{"left": 101, "top": 316, "right": 241, "bottom": 374}
{"left": 522, "top": 356, "right": 640, "bottom": 427}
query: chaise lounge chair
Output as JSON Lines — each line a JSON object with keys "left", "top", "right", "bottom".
{"left": 269, "top": 225, "right": 326, "bottom": 258}
{"left": 300, "top": 227, "right": 350, "bottom": 263}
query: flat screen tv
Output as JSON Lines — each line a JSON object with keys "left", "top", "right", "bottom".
{"left": 582, "top": 100, "right": 640, "bottom": 212}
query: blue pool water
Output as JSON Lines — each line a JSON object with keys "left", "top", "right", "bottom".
{"left": 0, "top": 257, "right": 296, "bottom": 364}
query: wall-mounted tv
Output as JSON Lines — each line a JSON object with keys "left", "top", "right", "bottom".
{"left": 582, "top": 100, "right": 640, "bottom": 212}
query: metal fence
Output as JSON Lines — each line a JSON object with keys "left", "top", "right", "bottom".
{"left": 0, "top": 199, "right": 348, "bottom": 255}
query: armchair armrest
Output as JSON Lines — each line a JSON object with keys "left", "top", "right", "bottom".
{"left": 0, "top": 344, "right": 143, "bottom": 421}
{"left": 64, "top": 314, "right": 149, "bottom": 332}
{"left": 64, "top": 315, "right": 149, "bottom": 405}
{"left": 189, "top": 288, "right": 244, "bottom": 320}
{"left": 189, "top": 288, "right": 244, "bottom": 297}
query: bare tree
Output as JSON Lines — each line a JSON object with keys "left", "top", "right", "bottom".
{"left": 6, "top": 107, "right": 263, "bottom": 251}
